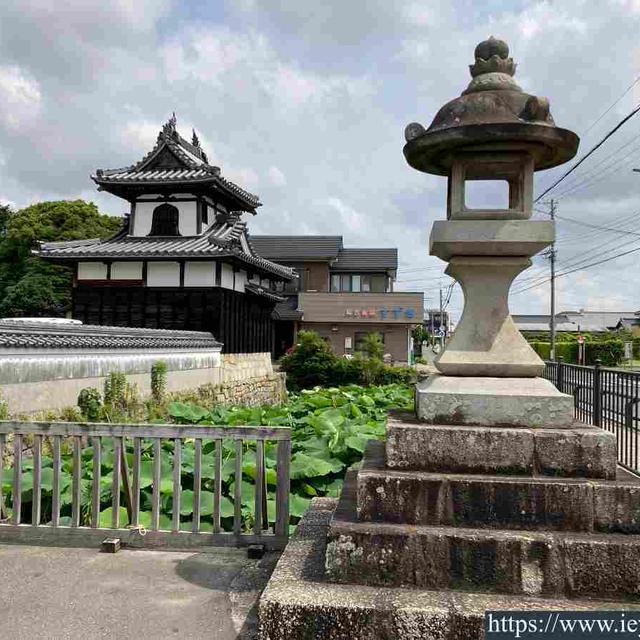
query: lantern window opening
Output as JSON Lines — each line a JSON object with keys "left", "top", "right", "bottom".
{"left": 446, "top": 151, "right": 534, "bottom": 221}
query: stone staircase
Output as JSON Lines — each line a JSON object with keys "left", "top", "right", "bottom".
{"left": 325, "top": 411, "right": 640, "bottom": 607}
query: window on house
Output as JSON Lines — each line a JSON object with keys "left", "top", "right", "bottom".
{"left": 340, "top": 274, "right": 351, "bottom": 292}
{"left": 330, "top": 274, "right": 340, "bottom": 292}
{"left": 352, "top": 275, "right": 361, "bottom": 292}
{"left": 371, "top": 275, "right": 385, "bottom": 293}
{"left": 361, "top": 275, "right": 371, "bottom": 292}
{"left": 149, "top": 203, "right": 180, "bottom": 236}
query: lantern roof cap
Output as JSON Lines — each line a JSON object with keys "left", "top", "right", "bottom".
{"left": 403, "top": 37, "right": 579, "bottom": 175}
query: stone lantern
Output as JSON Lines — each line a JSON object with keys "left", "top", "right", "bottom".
{"left": 259, "top": 39, "right": 638, "bottom": 637}
{"left": 404, "top": 37, "right": 579, "bottom": 426}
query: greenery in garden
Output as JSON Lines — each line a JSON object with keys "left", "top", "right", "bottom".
{"left": 0, "top": 384, "right": 413, "bottom": 532}
{"left": 279, "top": 330, "right": 416, "bottom": 390}
{"left": 0, "top": 200, "right": 120, "bottom": 317}
{"left": 529, "top": 339, "right": 625, "bottom": 366}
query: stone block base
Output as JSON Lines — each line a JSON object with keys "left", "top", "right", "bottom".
{"left": 359, "top": 441, "right": 638, "bottom": 531}
{"left": 415, "top": 375, "right": 574, "bottom": 428}
{"left": 258, "top": 500, "right": 640, "bottom": 640}
{"left": 327, "top": 472, "right": 640, "bottom": 599}
{"left": 386, "top": 411, "right": 616, "bottom": 478}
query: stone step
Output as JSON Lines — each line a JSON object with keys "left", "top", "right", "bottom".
{"left": 259, "top": 498, "right": 640, "bottom": 640}
{"left": 386, "top": 410, "right": 616, "bottom": 478}
{"left": 359, "top": 440, "right": 640, "bottom": 533}
{"left": 326, "top": 471, "right": 640, "bottom": 599}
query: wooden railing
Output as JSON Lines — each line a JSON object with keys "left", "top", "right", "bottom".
{"left": 0, "top": 421, "right": 291, "bottom": 550}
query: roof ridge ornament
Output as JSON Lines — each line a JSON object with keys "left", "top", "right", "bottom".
{"left": 192, "top": 129, "right": 200, "bottom": 148}
{"left": 162, "top": 112, "right": 177, "bottom": 137}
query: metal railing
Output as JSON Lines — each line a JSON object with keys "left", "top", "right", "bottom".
{"left": 0, "top": 421, "right": 291, "bottom": 550}
{"left": 543, "top": 359, "right": 640, "bottom": 473}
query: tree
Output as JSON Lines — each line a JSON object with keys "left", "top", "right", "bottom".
{"left": 0, "top": 200, "right": 121, "bottom": 318}
{"left": 0, "top": 204, "right": 9, "bottom": 237}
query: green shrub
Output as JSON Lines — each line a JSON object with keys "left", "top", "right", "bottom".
{"left": 77, "top": 387, "right": 102, "bottom": 422}
{"left": 280, "top": 331, "right": 339, "bottom": 390}
{"left": 281, "top": 330, "right": 419, "bottom": 390}
{"left": 359, "top": 332, "right": 384, "bottom": 361}
{"left": 378, "top": 365, "right": 417, "bottom": 385}
{"left": 530, "top": 341, "right": 551, "bottom": 360}
{"left": 104, "top": 372, "right": 127, "bottom": 412}
{"left": 585, "top": 340, "right": 624, "bottom": 367}
{"left": 0, "top": 394, "right": 7, "bottom": 420}
{"left": 151, "top": 361, "right": 168, "bottom": 404}
{"left": 555, "top": 342, "right": 578, "bottom": 364}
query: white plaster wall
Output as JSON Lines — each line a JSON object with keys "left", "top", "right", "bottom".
{"left": 133, "top": 199, "right": 198, "bottom": 236}
{"left": 78, "top": 262, "right": 107, "bottom": 280}
{"left": 185, "top": 261, "right": 215, "bottom": 287}
{"left": 234, "top": 269, "right": 247, "bottom": 293}
{"left": 221, "top": 263, "right": 234, "bottom": 290}
{"left": 261, "top": 278, "right": 270, "bottom": 289}
{"left": 111, "top": 262, "right": 143, "bottom": 280}
{"left": 147, "top": 262, "right": 180, "bottom": 287}
{"left": 0, "top": 351, "right": 273, "bottom": 413}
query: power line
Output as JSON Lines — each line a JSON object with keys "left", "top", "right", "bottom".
{"left": 535, "top": 103, "right": 640, "bottom": 202}
{"left": 582, "top": 75, "right": 640, "bottom": 135}
{"left": 553, "top": 213, "right": 640, "bottom": 237}
{"left": 511, "top": 242, "right": 640, "bottom": 295}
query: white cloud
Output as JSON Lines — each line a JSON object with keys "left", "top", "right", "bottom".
{"left": 267, "top": 166, "right": 287, "bottom": 186}
{"left": 0, "top": 66, "right": 42, "bottom": 131}
{"left": 324, "top": 197, "right": 364, "bottom": 233}
{"left": 402, "top": 3, "right": 433, "bottom": 26}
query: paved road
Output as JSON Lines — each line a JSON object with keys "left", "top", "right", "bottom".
{"left": 0, "top": 544, "right": 279, "bottom": 640}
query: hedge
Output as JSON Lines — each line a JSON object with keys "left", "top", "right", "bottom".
{"left": 529, "top": 340, "right": 624, "bottom": 367}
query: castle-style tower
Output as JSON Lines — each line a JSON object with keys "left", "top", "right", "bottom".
{"left": 36, "top": 116, "right": 295, "bottom": 354}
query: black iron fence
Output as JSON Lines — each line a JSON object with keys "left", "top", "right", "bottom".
{"left": 543, "top": 359, "right": 640, "bottom": 473}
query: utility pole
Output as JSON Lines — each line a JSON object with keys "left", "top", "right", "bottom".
{"left": 439, "top": 286, "right": 444, "bottom": 350}
{"left": 549, "top": 199, "right": 557, "bottom": 360}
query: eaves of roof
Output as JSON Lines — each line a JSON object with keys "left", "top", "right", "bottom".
{"left": 36, "top": 218, "right": 296, "bottom": 280}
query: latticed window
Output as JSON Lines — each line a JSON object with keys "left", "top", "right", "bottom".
{"left": 149, "top": 203, "right": 180, "bottom": 236}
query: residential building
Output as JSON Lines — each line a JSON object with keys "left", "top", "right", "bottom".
{"left": 35, "top": 116, "right": 295, "bottom": 354}
{"left": 250, "top": 236, "right": 424, "bottom": 363}
{"left": 513, "top": 310, "right": 639, "bottom": 336}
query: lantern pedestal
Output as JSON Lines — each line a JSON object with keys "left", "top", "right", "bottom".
{"left": 415, "top": 374, "right": 573, "bottom": 428}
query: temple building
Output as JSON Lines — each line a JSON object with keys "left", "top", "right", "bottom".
{"left": 35, "top": 116, "right": 295, "bottom": 353}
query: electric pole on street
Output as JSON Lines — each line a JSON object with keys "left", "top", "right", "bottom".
{"left": 549, "top": 199, "right": 557, "bottom": 360}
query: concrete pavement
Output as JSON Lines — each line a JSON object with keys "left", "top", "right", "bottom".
{"left": 0, "top": 544, "right": 279, "bottom": 640}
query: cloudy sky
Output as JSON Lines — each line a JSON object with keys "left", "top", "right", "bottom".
{"left": 1, "top": 0, "right": 639, "bottom": 321}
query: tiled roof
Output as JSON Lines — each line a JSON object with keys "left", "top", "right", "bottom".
{"left": 331, "top": 248, "right": 398, "bottom": 272}
{"left": 245, "top": 282, "right": 285, "bottom": 303}
{"left": 92, "top": 117, "right": 260, "bottom": 210}
{"left": 248, "top": 236, "right": 343, "bottom": 261}
{"left": 0, "top": 320, "right": 221, "bottom": 350}
{"left": 272, "top": 296, "right": 303, "bottom": 320}
{"left": 36, "top": 216, "right": 296, "bottom": 280}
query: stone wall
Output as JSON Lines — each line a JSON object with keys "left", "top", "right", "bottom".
{"left": 183, "top": 372, "right": 287, "bottom": 407}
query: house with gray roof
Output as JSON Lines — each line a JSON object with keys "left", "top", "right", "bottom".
{"left": 250, "top": 235, "right": 422, "bottom": 363}
{"left": 35, "top": 116, "right": 295, "bottom": 354}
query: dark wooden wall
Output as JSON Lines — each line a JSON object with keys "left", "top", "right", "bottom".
{"left": 73, "top": 285, "right": 275, "bottom": 354}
